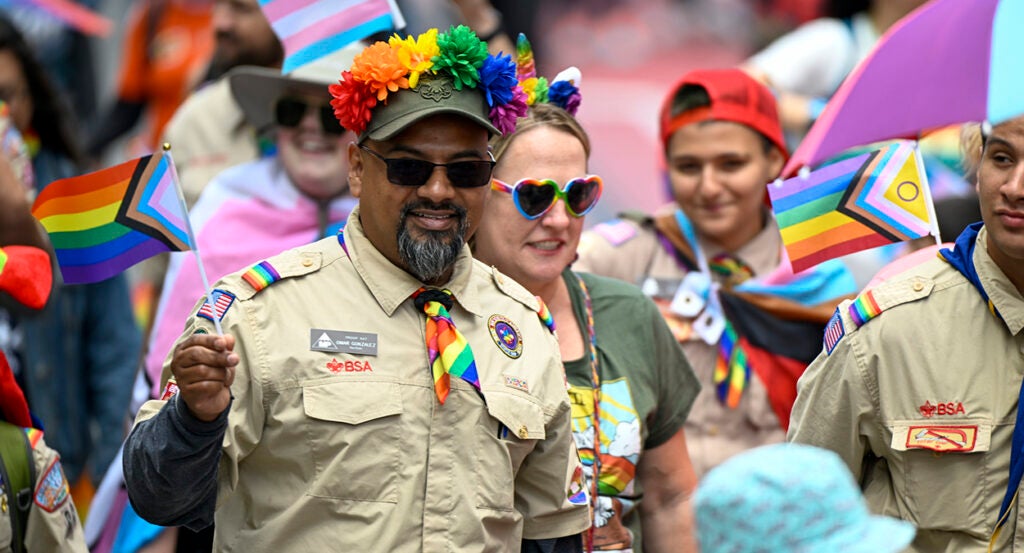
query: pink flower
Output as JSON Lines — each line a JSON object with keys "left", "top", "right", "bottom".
{"left": 489, "top": 86, "right": 528, "bottom": 135}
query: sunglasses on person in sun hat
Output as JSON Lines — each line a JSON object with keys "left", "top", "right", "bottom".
{"left": 358, "top": 144, "right": 496, "bottom": 189}
{"left": 274, "top": 97, "right": 346, "bottom": 135}
{"left": 490, "top": 176, "right": 603, "bottom": 220}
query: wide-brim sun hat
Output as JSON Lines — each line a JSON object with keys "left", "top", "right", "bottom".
{"left": 228, "top": 41, "right": 365, "bottom": 133}
{"left": 695, "top": 443, "right": 916, "bottom": 553}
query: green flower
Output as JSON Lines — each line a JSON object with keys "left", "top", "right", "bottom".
{"left": 432, "top": 25, "right": 488, "bottom": 90}
{"left": 533, "top": 76, "right": 549, "bottom": 104}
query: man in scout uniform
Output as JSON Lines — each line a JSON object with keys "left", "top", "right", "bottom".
{"left": 123, "top": 26, "right": 591, "bottom": 552}
{"left": 789, "top": 116, "right": 1024, "bottom": 552}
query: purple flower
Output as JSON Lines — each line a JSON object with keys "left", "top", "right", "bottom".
{"left": 478, "top": 53, "right": 517, "bottom": 107}
{"left": 489, "top": 86, "right": 528, "bottom": 135}
{"left": 548, "top": 80, "right": 581, "bottom": 115}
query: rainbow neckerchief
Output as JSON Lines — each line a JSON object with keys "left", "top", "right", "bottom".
{"left": 673, "top": 209, "right": 855, "bottom": 408}
{"left": 414, "top": 288, "right": 480, "bottom": 403}
{"left": 536, "top": 296, "right": 556, "bottom": 332}
{"left": 713, "top": 321, "right": 748, "bottom": 408}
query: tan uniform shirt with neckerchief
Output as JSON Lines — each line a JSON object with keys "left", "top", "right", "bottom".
{"left": 134, "top": 207, "right": 590, "bottom": 552}
{"left": 574, "top": 206, "right": 786, "bottom": 476}
{"left": 0, "top": 431, "right": 87, "bottom": 553}
{"left": 789, "top": 226, "right": 1024, "bottom": 552}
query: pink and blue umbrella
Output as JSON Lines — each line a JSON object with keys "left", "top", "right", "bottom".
{"left": 783, "top": 0, "right": 1024, "bottom": 177}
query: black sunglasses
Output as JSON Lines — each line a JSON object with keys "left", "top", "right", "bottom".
{"left": 359, "top": 145, "right": 496, "bottom": 188}
{"left": 274, "top": 97, "right": 345, "bottom": 135}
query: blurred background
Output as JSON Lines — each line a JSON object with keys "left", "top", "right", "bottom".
{"left": 5, "top": 0, "right": 829, "bottom": 225}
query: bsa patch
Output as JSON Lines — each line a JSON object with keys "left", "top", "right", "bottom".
{"left": 197, "top": 289, "right": 235, "bottom": 323}
{"left": 593, "top": 219, "right": 637, "bottom": 247}
{"left": 567, "top": 464, "right": 588, "bottom": 505}
{"left": 823, "top": 308, "right": 845, "bottom": 354}
{"left": 326, "top": 358, "right": 373, "bottom": 373}
{"left": 503, "top": 374, "right": 529, "bottom": 393}
{"left": 488, "top": 315, "right": 523, "bottom": 359}
{"left": 161, "top": 380, "right": 180, "bottom": 401}
{"left": 906, "top": 425, "right": 977, "bottom": 452}
{"left": 35, "top": 458, "right": 69, "bottom": 513}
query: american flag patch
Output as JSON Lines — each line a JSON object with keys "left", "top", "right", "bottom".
{"left": 593, "top": 219, "right": 637, "bottom": 247}
{"left": 823, "top": 308, "right": 845, "bottom": 355}
{"left": 198, "top": 289, "right": 236, "bottom": 323}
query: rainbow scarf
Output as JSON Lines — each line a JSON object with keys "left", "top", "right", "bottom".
{"left": 413, "top": 288, "right": 479, "bottom": 403}
{"left": 668, "top": 209, "right": 856, "bottom": 412}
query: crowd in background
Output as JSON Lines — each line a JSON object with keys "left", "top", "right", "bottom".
{"left": 0, "top": 0, "right": 994, "bottom": 552}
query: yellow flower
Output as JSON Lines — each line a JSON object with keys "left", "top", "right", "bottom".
{"left": 520, "top": 77, "right": 539, "bottom": 105}
{"left": 389, "top": 29, "right": 439, "bottom": 89}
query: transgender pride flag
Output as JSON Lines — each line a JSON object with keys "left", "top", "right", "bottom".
{"left": 32, "top": 151, "right": 191, "bottom": 284}
{"left": 261, "top": 0, "right": 405, "bottom": 73}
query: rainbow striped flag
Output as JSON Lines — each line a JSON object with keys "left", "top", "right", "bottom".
{"left": 32, "top": 152, "right": 190, "bottom": 285}
{"left": 769, "top": 141, "right": 937, "bottom": 273}
{"left": 260, "top": 0, "right": 404, "bottom": 73}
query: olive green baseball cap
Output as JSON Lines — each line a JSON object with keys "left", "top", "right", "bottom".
{"left": 359, "top": 73, "right": 500, "bottom": 142}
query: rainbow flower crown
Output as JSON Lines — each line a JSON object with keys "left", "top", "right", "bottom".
{"left": 329, "top": 27, "right": 582, "bottom": 136}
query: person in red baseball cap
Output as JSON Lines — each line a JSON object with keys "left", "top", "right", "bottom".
{"left": 574, "top": 67, "right": 856, "bottom": 477}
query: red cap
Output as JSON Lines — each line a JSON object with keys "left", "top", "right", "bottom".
{"left": 659, "top": 68, "right": 788, "bottom": 161}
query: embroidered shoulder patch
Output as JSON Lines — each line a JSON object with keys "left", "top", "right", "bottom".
{"left": 197, "top": 289, "right": 236, "bottom": 323}
{"left": 242, "top": 260, "right": 281, "bottom": 292}
{"left": 35, "top": 458, "right": 69, "bottom": 513}
{"left": 823, "top": 308, "right": 845, "bottom": 355}
{"left": 848, "top": 290, "right": 882, "bottom": 327}
{"left": 593, "top": 219, "right": 637, "bottom": 247}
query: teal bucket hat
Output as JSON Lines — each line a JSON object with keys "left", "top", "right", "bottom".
{"left": 695, "top": 443, "right": 916, "bottom": 553}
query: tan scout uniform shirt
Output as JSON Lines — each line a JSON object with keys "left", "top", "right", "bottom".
{"left": 136, "top": 208, "right": 590, "bottom": 552}
{"left": 1, "top": 431, "right": 87, "bottom": 553}
{"left": 789, "top": 226, "right": 1024, "bottom": 552}
{"left": 575, "top": 209, "right": 785, "bottom": 476}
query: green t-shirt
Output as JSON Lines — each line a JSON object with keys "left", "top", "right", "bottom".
{"left": 562, "top": 269, "right": 700, "bottom": 552}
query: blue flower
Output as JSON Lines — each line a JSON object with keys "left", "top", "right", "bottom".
{"left": 478, "top": 53, "right": 517, "bottom": 107}
{"left": 548, "top": 80, "right": 581, "bottom": 115}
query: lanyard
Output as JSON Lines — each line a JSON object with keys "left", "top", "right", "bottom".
{"left": 576, "top": 275, "right": 601, "bottom": 553}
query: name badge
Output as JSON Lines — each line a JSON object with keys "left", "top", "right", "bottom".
{"left": 310, "top": 329, "right": 379, "bottom": 356}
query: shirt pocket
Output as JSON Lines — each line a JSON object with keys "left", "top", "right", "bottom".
{"left": 302, "top": 380, "right": 403, "bottom": 503}
{"left": 888, "top": 420, "right": 993, "bottom": 534}
{"left": 473, "top": 391, "right": 545, "bottom": 511}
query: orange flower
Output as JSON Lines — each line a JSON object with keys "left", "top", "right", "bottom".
{"left": 350, "top": 42, "right": 410, "bottom": 102}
